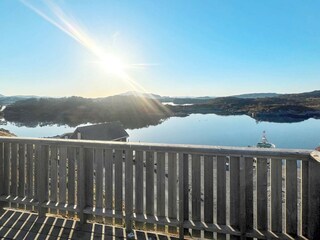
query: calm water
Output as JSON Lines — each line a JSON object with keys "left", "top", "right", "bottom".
{"left": 1, "top": 114, "right": 320, "bottom": 149}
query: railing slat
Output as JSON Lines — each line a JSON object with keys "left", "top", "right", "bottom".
{"left": 245, "top": 157, "right": 254, "bottom": 235}
{"left": 230, "top": 156, "right": 240, "bottom": 235}
{"left": 125, "top": 149, "right": 133, "bottom": 233}
{"left": 0, "top": 142, "right": 4, "bottom": 210}
{"left": 95, "top": 148, "right": 103, "bottom": 221}
{"left": 104, "top": 148, "right": 113, "bottom": 224}
{"left": 301, "top": 160, "right": 308, "bottom": 237}
{"left": 191, "top": 154, "right": 201, "bottom": 238}
{"left": 286, "top": 159, "right": 297, "bottom": 236}
{"left": 156, "top": 152, "right": 166, "bottom": 232}
{"left": 77, "top": 147, "right": 85, "bottom": 224}
{"left": 4, "top": 143, "right": 10, "bottom": 197}
{"left": 18, "top": 144, "right": 26, "bottom": 209}
{"left": 204, "top": 155, "right": 213, "bottom": 239}
{"left": 134, "top": 150, "right": 143, "bottom": 229}
{"left": 217, "top": 155, "right": 227, "bottom": 240}
{"left": 67, "top": 147, "right": 76, "bottom": 217}
{"left": 182, "top": 153, "right": 189, "bottom": 237}
{"left": 168, "top": 152, "right": 177, "bottom": 234}
{"left": 50, "top": 146, "right": 58, "bottom": 214}
{"left": 59, "top": 147, "right": 67, "bottom": 215}
{"left": 26, "top": 144, "right": 34, "bottom": 211}
{"left": 307, "top": 159, "right": 320, "bottom": 239}
{"left": 145, "top": 151, "right": 155, "bottom": 230}
{"left": 11, "top": 143, "right": 18, "bottom": 203}
{"left": 114, "top": 149, "right": 123, "bottom": 225}
{"left": 38, "top": 145, "right": 49, "bottom": 217}
{"left": 257, "top": 158, "right": 268, "bottom": 231}
{"left": 271, "top": 158, "right": 282, "bottom": 234}
{"left": 84, "top": 148, "right": 94, "bottom": 218}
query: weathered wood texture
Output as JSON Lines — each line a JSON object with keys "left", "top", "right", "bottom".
{"left": 0, "top": 137, "right": 319, "bottom": 240}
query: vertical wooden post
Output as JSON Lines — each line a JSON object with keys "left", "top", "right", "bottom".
{"left": 38, "top": 145, "right": 49, "bottom": 217}
{"left": 217, "top": 155, "right": 227, "bottom": 240}
{"left": 307, "top": 159, "right": 320, "bottom": 239}
{"left": 230, "top": 156, "right": 240, "bottom": 240}
{"left": 125, "top": 150, "right": 133, "bottom": 236}
{"left": 168, "top": 152, "right": 178, "bottom": 234}
{"left": 204, "top": 155, "right": 214, "bottom": 239}
{"left": 178, "top": 153, "right": 185, "bottom": 240}
{"left": 271, "top": 158, "right": 282, "bottom": 234}
{"left": 0, "top": 142, "right": 5, "bottom": 212}
{"left": 286, "top": 159, "right": 297, "bottom": 236}
{"left": 156, "top": 152, "right": 166, "bottom": 232}
{"left": 145, "top": 151, "right": 155, "bottom": 230}
{"left": 77, "top": 147, "right": 86, "bottom": 224}
{"left": 239, "top": 157, "right": 247, "bottom": 240}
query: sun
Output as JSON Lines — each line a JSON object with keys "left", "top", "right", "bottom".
{"left": 96, "top": 54, "right": 128, "bottom": 78}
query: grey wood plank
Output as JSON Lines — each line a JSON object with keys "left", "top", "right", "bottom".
{"left": 191, "top": 154, "right": 201, "bottom": 238}
{"left": 230, "top": 156, "right": 240, "bottom": 232}
{"left": 67, "top": 147, "right": 75, "bottom": 216}
{"left": 156, "top": 152, "right": 166, "bottom": 232}
{"left": 301, "top": 160, "right": 308, "bottom": 237}
{"left": 125, "top": 149, "right": 133, "bottom": 232}
{"left": 178, "top": 153, "right": 187, "bottom": 240}
{"left": 26, "top": 144, "right": 34, "bottom": 211}
{"left": 114, "top": 149, "right": 123, "bottom": 225}
{"left": 145, "top": 151, "right": 155, "bottom": 231}
{"left": 59, "top": 146, "right": 68, "bottom": 214}
{"left": 204, "top": 155, "right": 213, "bottom": 239}
{"left": 239, "top": 157, "right": 247, "bottom": 239}
{"left": 3, "top": 143, "right": 10, "bottom": 197}
{"left": 11, "top": 143, "right": 18, "bottom": 200}
{"left": 217, "top": 155, "right": 227, "bottom": 240}
{"left": 84, "top": 148, "right": 94, "bottom": 218}
{"left": 50, "top": 146, "right": 58, "bottom": 214}
{"left": 34, "top": 144, "right": 40, "bottom": 201}
{"left": 257, "top": 158, "right": 268, "bottom": 231}
{"left": 168, "top": 152, "right": 177, "bottom": 234}
{"left": 18, "top": 144, "right": 26, "bottom": 209}
{"left": 286, "top": 159, "right": 297, "bottom": 236}
{"left": 104, "top": 148, "right": 113, "bottom": 225}
{"left": 307, "top": 159, "right": 320, "bottom": 239}
{"left": 95, "top": 148, "right": 103, "bottom": 221}
{"left": 271, "top": 158, "right": 282, "bottom": 234}
{"left": 0, "top": 143, "right": 4, "bottom": 197}
{"left": 245, "top": 157, "right": 254, "bottom": 234}
{"left": 77, "top": 147, "right": 86, "bottom": 224}
{"left": 134, "top": 150, "right": 144, "bottom": 229}
{"left": 38, "top": 145, "right": 49, "bottom": 217}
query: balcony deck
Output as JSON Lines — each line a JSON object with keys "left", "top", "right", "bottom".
{"left": 1, "top": 137, "right": 320, "bottom": 239}
{"left": 0, "top": 209, "right": 180, "bottom": 239}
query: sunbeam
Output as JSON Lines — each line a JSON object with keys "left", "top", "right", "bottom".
{"left": 20, "top": 0, "right": 155, "bottom": 93}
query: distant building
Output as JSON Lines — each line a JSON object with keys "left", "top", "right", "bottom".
{"left": 62, "top": 122, "right": 129, "bottom": 142}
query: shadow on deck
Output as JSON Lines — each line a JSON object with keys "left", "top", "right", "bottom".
{"left": 0, "top": 209, "right": 180, "bottom": 240}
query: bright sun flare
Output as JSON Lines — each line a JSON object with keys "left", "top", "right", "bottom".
{"left": 96, "top": 55, "right": 127, "bottom": 78}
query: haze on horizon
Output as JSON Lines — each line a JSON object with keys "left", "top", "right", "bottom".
{"left": 1, "top": 0, "right": 320, "bottom": 98}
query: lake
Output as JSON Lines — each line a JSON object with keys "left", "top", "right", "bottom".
{"left": 1, "top": 114, "right": 320, "bottom": 150}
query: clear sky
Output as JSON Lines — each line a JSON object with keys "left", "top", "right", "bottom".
{"left": 1, "top": 0, "right": 320, "bottom": 97}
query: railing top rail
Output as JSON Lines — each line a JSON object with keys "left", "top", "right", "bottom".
{"left": 0, "top": 136, "right": 318, "bottom": 161}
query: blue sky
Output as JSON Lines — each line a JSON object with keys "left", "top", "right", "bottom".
{"left": 1, "top": 0, "right": 320, "bottom": 97}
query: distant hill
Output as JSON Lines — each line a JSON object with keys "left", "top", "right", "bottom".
{"left": 118, "top": 91, "right": 162, "bottom": 99}
{"left": 0, "top": 95, "right": 40, "bottom": 105}
{"left": 232, "top": 93, "right": 280, "bottom": 99}
{"left": 170, "top": 90, "right": 320, "bottom": 123}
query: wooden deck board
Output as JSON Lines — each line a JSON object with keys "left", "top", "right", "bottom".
{"left": 0, "top": 209, "right": 181, "bottom": 239}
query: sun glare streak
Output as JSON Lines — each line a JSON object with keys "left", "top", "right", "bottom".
{"left": 20, "top": 0, "right": 155, "bottom": 92}
{"left": 20, "top": 0, "right": 171, "bottom": 114}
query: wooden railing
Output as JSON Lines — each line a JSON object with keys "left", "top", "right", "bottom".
{"left": 0, "top": 137, "right": 320, "bottom": 239}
